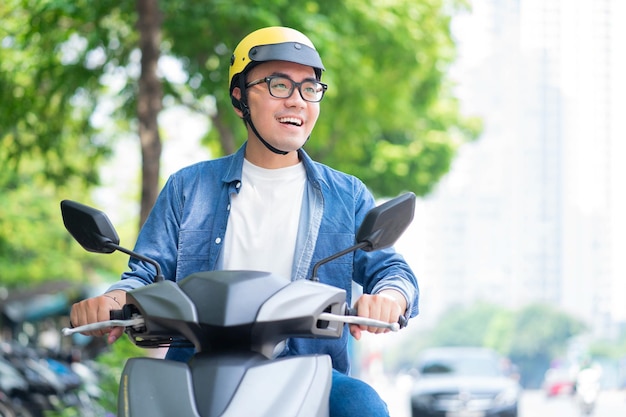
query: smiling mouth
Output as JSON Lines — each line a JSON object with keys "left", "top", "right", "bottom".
{"left": 277, "top": 117, "right": 303, "bottom": 126}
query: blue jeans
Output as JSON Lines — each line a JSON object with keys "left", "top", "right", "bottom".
{"left": 330, "top": 369, "right": 389, "bottom": 417}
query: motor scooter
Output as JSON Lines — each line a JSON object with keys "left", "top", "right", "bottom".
{"left": 575, "top": 366, "right": 601, "bottom": 416}
{"left": 60, "top": 192, "right": 416, "bottom": 417}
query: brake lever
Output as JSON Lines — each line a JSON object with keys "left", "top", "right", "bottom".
{"left": 319, "top": 312, "right": 400, "bottom": 332}
{"left": 61, "top": 317, "right": 145, "bottom": 336}
{"left": 345, "top": 306, "right": 408, "bottom": 329}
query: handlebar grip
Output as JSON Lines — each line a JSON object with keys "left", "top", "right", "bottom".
{"left": 110, "top": 309, "right": 125, "bottom": 320}
{"left": 345, "top": 307, "right": 408, "bottom": 329}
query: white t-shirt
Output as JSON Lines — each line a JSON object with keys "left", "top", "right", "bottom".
{"left": 222, "top": 159, "right": 307, "bottom": 280}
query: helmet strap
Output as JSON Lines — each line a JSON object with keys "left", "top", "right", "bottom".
{"left": 239, "top": 83, "right": 290, "bottom": 156}
{"left": 243, "top": 108, "right": 289, "bottom": 155}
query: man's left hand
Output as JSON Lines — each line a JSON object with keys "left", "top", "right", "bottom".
{"left": 349, "top": 289, "right": 406, "bottom": 340}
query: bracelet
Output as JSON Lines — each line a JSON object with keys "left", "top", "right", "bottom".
{"left": 103, "top": 294, "right": 122, "bottom": 307}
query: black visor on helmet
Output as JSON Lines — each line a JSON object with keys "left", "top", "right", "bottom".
{"left": 249, "top": 42, "right": 325, "bottom": 73}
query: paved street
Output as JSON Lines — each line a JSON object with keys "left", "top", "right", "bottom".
{"left": 520, "top": 389, "right": 626, "bottom": 417}
{"left": 373, "top": 378, "right": 626, "bottom": 417}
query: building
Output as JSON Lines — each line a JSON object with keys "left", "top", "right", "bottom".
{"left": 399, "top": 0, "right": 626, "bottom": 338}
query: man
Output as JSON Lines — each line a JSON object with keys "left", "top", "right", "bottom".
{"left": 70, "top": 26, "right": 419, "bottom": 416}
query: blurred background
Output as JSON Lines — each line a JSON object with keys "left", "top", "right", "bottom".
{"left": 1, "top": 0, "right": 625, "bottom": 416}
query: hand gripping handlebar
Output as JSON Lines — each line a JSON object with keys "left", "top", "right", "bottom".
{"left": 62, "top": 307, "right": 406, "bottom": 337}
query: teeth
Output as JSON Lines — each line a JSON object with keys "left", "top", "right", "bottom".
{"left": 278, "top": 117, "right": 302, "bottom": 126}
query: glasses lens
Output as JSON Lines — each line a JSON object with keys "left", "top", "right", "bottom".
{"left": 267, "top": 76, "right": 325, "bottom": 102}
{"left": 300, "top": 81, "right": 325, "bottom": 102}
{"left": 268, "top": 77, "right": 293, "bottom": 98}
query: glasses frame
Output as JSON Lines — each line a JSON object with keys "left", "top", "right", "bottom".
{"left": 246, "top": 75, "right": 328, "bottom": 103}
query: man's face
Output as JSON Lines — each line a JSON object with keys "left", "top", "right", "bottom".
{"left": 243, "top": 61, "right": 321, "bottom": 154}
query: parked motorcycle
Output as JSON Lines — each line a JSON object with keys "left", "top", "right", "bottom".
{"left": 0, "top": 353, "right": 28, "bottom": 417}
{"left": 0, "top": 391, "right": 17, "bottom": 417}
{"left": 60, "top": 192, "right": 415, "bottom": 417}
{"left": 0, "top": 341, "right": 105, "bottom": 417}
{"left": 575, "top": 366, "right": 601, "bottom": 415}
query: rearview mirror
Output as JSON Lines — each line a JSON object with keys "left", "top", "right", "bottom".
{"left": 60, "top": 200, "right": 120, "bottom": 253}
{"left": 60, "top": 200, "right": 165, "bottom": 281}
{"left": 309, "top": 192, "right": 416, "bottom": 280}
{"left": 356, "top": 192, "right": 416, "bottom": 251}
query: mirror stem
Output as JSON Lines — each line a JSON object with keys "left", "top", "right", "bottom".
{"left": 107, "top": 242, "right": 165, "bottom": 282}
{"left": 309, "top": 242, "right": 369, "bottom": 281}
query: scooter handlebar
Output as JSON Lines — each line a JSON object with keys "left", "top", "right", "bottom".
{"left": 60, "top": 308, "right": 142, "bottom": 336}
{"left": 345, "top": 307, "right": 408, "bottom": 330}
{"left": 109, "top": 309, "right": 126, "bottom": 321}
{"left": 61, "top": 316, "right": 145, "bottom": 336}
{"left": 62, "top": 304, "right": 407, "bottom": 338}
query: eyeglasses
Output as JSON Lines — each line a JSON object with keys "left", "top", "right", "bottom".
{"left": 246, "top": 75, "right": 328, "bottom": 103}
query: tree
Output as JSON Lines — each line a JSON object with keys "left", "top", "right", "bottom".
{"left": 1, "top": 1, "right": 139, "bottom": 285}
{"left": 136, "top": 0, "right": 163, "bottom": 226}
{"left": 0, "top": 1, "right": 135, "bottom": 189}
{"left": 2, "top": 0, "right": 479, "bottom": 219}
{"left": 508, "top": 303, "right": 587, "bottom": 387}
{"left": 159, "top": 0, "right": 481, "bottom": 197}
{"left": 427, "top": 302, "right": 506, "bottom": 348}
{"left": 0, "top": 167, "right": 129, "bottom": 287}
{"left": 1, "top": 0, "right": 480, "bottom": 284}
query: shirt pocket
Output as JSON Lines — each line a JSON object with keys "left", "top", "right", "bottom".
{"left": 178, "top": 230, "right": 214, "bottom": 259}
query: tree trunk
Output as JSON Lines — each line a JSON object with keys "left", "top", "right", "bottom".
{"left": 136, "top": 0, "right": 162, "bottom": 229}
{"left": 211, "top": 113, "right": 237, "bottom": 156}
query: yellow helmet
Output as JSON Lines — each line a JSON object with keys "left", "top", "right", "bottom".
{"left": 229, "top": 26, "right": 325, "bottom": 92}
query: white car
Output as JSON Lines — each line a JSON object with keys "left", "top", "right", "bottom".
{"left": 410, "top": 347, "right": 522, "bottom": 417}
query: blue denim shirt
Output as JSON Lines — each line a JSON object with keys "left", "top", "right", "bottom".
{"left": 108, "top": 143, "right": 419, "bottom": 373}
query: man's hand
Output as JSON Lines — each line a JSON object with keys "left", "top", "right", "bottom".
{"left": 70, "top": 289, "right": 127, "bottom": 344}
{"left": 349, "top": 289, "right": 406, "bottom": 340}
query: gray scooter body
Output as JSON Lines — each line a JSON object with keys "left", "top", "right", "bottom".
{"left": 117, "top": 271, "right": 346, "bottom": 417}
{"left": 59, "top": 192, "right": 417, "bottom": 417}
{"left": 118, "top": 354, "right": 331, "bottom": 417}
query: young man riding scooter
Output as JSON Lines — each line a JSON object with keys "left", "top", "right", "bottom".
{"left": 70, "top": 26, "right": 419, "bottom": 417}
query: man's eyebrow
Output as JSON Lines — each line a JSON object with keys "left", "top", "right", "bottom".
{"left": 270, "top": 71, "right": 317, "bottom": 82}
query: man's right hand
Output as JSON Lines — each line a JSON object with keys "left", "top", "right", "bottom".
{"left": 70, "top": 289, "right": 127, "bottom": 344}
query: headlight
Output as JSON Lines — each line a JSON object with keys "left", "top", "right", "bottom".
{"left": 494, "top": 387, "right": 519, "bottom": 406}
{"left": 412, "top": 394, "right": 433, "bottom": 409}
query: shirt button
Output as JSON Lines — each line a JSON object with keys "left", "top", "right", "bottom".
{"left": 215, "top": 237, "right": 222, "bottom": 244}
{"left": 227, "top": 204, "right": 231, "bottom": 211}
{"left": 235, "top": 181, "right": 241, "bottom": 189}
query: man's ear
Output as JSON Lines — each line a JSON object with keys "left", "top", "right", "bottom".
{"left": 231, "top": 87, "right": 244, "bottom": 118}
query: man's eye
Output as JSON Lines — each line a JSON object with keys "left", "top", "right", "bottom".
{"left": 272, "top": 82, "right": 290, "bottom": 90}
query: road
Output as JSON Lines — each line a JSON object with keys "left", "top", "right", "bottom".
{"left": 374, "top": 378, "right": 626, "bottom": 417}
{"left": 520, "top": 390, "right": 626, "bottom": 417}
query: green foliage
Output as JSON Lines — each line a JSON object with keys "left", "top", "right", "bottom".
{"left": 506, "top": 303, "right": 587, "bottom": 387}
{"left": 508, "top": 303, "right": 587, "bottom": 360}
{"left": 1, "top": 1, "right": 141, "bottom": 287}
{"left": 589, "top": 333, "right": 626, "bottom": 360}
{"left": 427, "top": 302, "right": 507, "bottom": 348}
{"left": 0, "top": 0, "right": 136, "bottom": 189}
{"left": 0, "top": 167, "right": 128, "bottom": 287}
{"left": 157, "top": 0, "right": 482, "bottom": 198}
{"left": 387, "top": 302, "right": 510, "bottom": 372}
{"left": 1, "top": 1, "right": 480, "bottom": 283}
